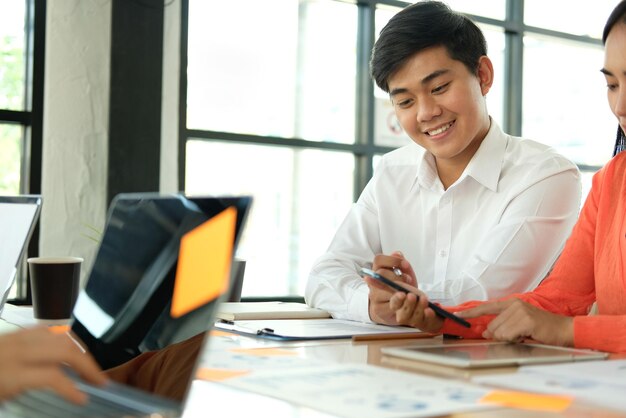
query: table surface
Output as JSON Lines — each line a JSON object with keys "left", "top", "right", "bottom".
{"left": 2, "top": 306, "right": 623, "bottom": 418}
{"left": 182, "top": 331, "right": 626, "bottom": 418}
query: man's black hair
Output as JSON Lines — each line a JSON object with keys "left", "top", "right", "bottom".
{"left": 370, "top": 0, "right": 487, "bottom": 93}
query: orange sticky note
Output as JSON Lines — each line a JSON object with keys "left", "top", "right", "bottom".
{"left": 48, "top": 325, "right": 71, "bottom": 334}
{"left": 171, "top": 207, "right": 237, "bottom": 318}
{"left": 230, "top": 347, "right": 299, "bottom": 357}
{"left": 195, "top": 367, "right": 249, "bottom": 382}
{"left": 210, "top": 329, "right": 236, "bottom": 338}
{"left": 480, "top": 390, "right": 573, "bottom": 412}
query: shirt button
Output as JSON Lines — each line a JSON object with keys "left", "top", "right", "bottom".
{"left": 439, "top": 250, "right": 447, "bottom": 257}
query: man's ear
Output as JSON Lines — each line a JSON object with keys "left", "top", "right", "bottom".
{"left": 476, "top": 55, "right": 494, "bottom": 96}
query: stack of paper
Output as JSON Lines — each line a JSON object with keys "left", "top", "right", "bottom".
{"left": 216, "top": 301, "right": 331, "bottom": 321}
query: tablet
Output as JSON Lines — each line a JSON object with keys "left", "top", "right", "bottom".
{"left": 381, "top": 341, "right": 608, "bottom": 369}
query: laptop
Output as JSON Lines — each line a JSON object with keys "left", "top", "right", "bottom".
{"left": 1, "top": 193, "right": 252, "bottom": 417}
{"left": 381, "top": 341, "right": 608, "bottom": 369}
{"left": 0, "top": 195, "right": 42, "bottom": 313}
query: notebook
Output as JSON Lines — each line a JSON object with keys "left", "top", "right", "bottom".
{"left": 216, "top": 301, "right": 331, "bottom": 321}
{"left": 382, "top": 341, "right": 608, "bottom": 369}
{"left": 1, "top": 193, "right": 252, "bottom": 418}
{"left": 0, "top": 195, "right": 42, "bottom": 313}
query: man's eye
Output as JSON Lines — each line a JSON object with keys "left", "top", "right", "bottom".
{"left": 432, "top": 82, "right": 450, "bottom": 94}
{"left": 396, "top": 99, "right": 412, "bottom": 108}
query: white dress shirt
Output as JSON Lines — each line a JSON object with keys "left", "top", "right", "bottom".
{"left": 305, "top": 122, "right": 581, "bottom": 323}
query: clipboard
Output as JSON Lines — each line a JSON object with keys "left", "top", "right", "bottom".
{"left": 214, "top": 318, "right": 431, "bottom": 341}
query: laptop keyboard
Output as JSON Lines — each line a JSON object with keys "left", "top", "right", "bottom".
{"left": 2, "top": 389, "right": 146, "bottom": 417}
{"left": 0, "top": 379, "right": 180, "bottom": 418}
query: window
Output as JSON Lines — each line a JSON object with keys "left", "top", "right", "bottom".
{"left": 185, "top": 140, "right": 354, "bottom": 295}
{"left": 181, "top": 1, "right": 613, "bottom": 297}
{"left": 521, "top": 1, "right": 614, "bottom": 194}
{"left": 0, "top": 1, "right": 28, "bottom": 195}
{"left": 0, "top": 124, "right": 23, "bottom": 194}
{"left": 522, "top": 35, "right": 614, "bottom": 167}
{"left": 184, "top": 0, "right": 365, "bottom": 297}
{"left": 524, "top": 0, "right": 616, "bottom": 38}
{"left": 0, "top": 0, "right": 45, "bottom": 300}
{"left": 186, "top": 0, "right": 357, "bottom": 144}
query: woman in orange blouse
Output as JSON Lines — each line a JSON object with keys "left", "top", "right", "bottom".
{"left": 375, "top": 0, "right": 626, "bottom": 353}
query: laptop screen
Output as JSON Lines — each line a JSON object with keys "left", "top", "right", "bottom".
{"left": 71, "top": 194, "right": 252, "bottom": 375}
{"left": 0, "top": 195, "right": 41, "bottom": 310}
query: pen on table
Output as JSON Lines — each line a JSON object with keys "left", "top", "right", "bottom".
{"left": 352, "top": 331, "right": 438, "bottom": 342}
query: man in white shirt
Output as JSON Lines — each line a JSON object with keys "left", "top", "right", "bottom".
{"left": 305, "top": 1, "right": 581, "bottom": 325}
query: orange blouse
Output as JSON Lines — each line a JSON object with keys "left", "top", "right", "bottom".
{"left": 442, "top": 151, "right": 626, "bottom": 353}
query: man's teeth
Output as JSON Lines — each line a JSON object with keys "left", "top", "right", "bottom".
{"left": 428, "top": 122, "right": 453, "bottom": 136}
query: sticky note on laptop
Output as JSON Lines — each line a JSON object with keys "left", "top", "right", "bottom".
{"left": 171, "top": 207, "right": 236, "bottom": 318}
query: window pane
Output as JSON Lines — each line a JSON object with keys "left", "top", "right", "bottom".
{"left": 1, "top": 122, "right": 24, "bottom": 303}
{"left": 373, "top": 10, "right": 504, "bottom": 146}
{"left": 187, "top": 0, "right": 357, "bottom": 144}
{"left": 524, "top": 0, "right": 615, "bottom": 38}
{"left": 0, "top": 1, "right": 26, "bottom": 111}
{"left": 444, "top": 0, "right": 506, "bottom": 20}
{"left": 185, "top": 140, "right": 355, "bottom": 296}
{"left": 522, "top": 35, "right": 614, "bottom": 166}
{"left": 0, "top": 124, "right": 22, "bottom": 195}
{"left": 373, "top": 6, "right": 412, "bottom": 147}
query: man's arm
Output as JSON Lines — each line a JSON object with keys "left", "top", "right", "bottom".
{"left": 305, "top": 200, "right": 380, "bottom": 323}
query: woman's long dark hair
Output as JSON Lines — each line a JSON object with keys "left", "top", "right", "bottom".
{"left": 604, "top": 0, "right": 626, "bottom": 156}
{"left": 613, "top": 126, "right": 626, "bottom": 157}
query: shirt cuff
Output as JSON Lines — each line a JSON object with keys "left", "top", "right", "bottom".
{"left": 573, "top": 315, "right": 625, "bottom": 352}
{"left": 347, "top": 283, "right": 373, "bottom": 323}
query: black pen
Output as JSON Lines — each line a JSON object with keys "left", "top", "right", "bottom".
{"left": 360, "top": 268, "right": 471, "bottom": 328}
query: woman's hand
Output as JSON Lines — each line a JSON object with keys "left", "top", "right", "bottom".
{"left": 457, "top": 299, "right": 574, "bottom": 346}
{"left": 0, "top": 327, "right": 107, "bottom": 404}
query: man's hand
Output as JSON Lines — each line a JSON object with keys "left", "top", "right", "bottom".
{"left": 365, "top": 251, "right": 417, "bottom": 325}
{"left": 372, "top": 251, "right": 417, "bottom": 288}
{"left": 388, "top": 282, "right": 445, "bottom": 333}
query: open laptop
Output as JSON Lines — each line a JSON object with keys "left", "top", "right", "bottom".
{"left": 1, "top": 193, "right": 252, "bottom": 417}
{"left": 0, "top": 195, "right": 42, "bottom": 313}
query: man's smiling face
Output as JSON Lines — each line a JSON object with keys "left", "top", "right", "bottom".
{"left": 388, "top": 45, "right": 493, "bottom": 174}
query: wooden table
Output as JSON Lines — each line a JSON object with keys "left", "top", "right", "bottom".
{"left": 181, "top": 331, "right": 626, "bottom": 418}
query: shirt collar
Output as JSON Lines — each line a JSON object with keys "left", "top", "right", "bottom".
{"left": 463, "top": 120, "right": 507, "bottom": 192}
{"left": 414, "top": 120, "right": 507, "bottom": 192}
{"left": 415, "top": 152, "right": 440, "bottom": 191}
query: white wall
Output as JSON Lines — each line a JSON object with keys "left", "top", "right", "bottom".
{"left": 40, "top": 0, "right": 112, "bottom": 283}
{"left": 160, "top": 0, "right": 180, "bottom": 193}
